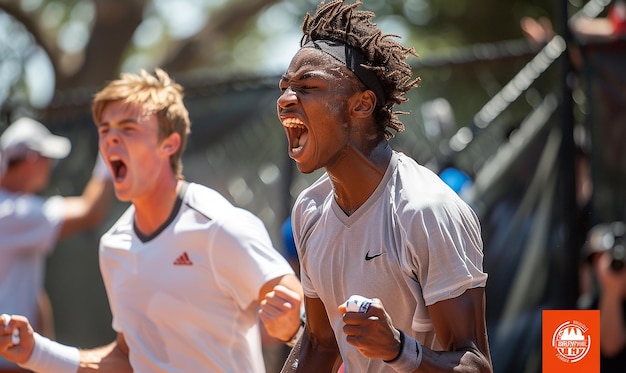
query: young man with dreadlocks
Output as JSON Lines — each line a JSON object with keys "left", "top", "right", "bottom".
{"left": 277, "top": 1, "right": 493, "bottom": 372}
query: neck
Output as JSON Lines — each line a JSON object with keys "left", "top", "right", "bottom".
{"left": 133, "top": 177, "right": 182, "bottom": 237}
{"left": 328, "top": 142, "right": 391, "bottom": 216}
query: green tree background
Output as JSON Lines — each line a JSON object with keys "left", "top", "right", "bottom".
{"left": 1, "top": 1, "right": 611, "bottom": 372}
{"left": 0, "top": 0, "right": 560, "bottom": 109}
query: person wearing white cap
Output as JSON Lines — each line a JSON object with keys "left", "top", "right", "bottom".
{"left": 0, "top": 117, "right": 72, "bottom": 165}
{"left": 0, "top": 117, "right": 114, "bottom": 372}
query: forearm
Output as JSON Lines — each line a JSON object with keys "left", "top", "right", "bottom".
{"left": 415, "top": 343, "right": 492, "bottom": 373}
{"left": 294, "top": 296, "right": 342, "bottom": 372}
{"left": 78, "top": 342, "right": 132, "bottom": 373}
{"left": 381, "top": 331, "right": 491, "bottom": 373}
{"left": 58, "top": 154, "right": 114, "bottom": 239}
{"left": 59, "top": 177, "right": 113, "bottom": 238}
{"left": 294, "top": 330, "right": 342, "bottom": 373}
{"left": 17, "top": 333, "right": 130, "bottom": 373}
{"left": 599, "top": 291, "right": 626, "bottom": 357}
{"left": 79, "top": 176, "right": 114, "bottom": 223}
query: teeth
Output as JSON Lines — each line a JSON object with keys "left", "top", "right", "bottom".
{"left": 108, "top": 155, "right": 121, "bottom": 161}
{"left": 282, "top": 118, "right": 305, "bottom": 129}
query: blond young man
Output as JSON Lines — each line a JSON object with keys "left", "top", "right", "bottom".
{"left": 1, "top": 69, "right": 303, "bottom": 373}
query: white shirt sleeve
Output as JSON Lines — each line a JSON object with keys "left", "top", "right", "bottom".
{"left": 210, "top": 209, "right": 294, "bottom": 310}
{"left": 0, "top": 192, "right": 65, "bottom": 256}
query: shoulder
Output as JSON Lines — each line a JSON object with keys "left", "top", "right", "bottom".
{"left": 293, "top": 173, "right": 332, "bottom": 213}
{"left": 183, "top": 182, "right": 236, "bottom": 220}
{"left": 185, "top": 182, "right": 268, "bottom": 234}
{"left": 391, "top": 152, "right": 478, "bottom": 223}
{"left": 103, "top": 204, "right": 135, "bottom": 237}
{"left": 393, "top": 153, "right": 447, "bottom": 206}
{"left": 291, "top": 173, "right": 332, "bottom": 231}
{"left": 393, "top": 152, "right": 446, "bottom": 191}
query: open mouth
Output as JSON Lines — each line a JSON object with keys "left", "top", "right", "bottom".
{"left": 108, "top": 156, "right": 127, "bottom": 181}
{"left": 282, "top": 117, "right": 308, "bottom": 155}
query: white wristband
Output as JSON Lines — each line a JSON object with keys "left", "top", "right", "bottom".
{"left": 383, "top": 330, "right": 422, "bottom": 373}
{"left": 92, "top": 154, "right": 112, "bottom": 180}
{"left": 18, "top": 333, "right": 80, "bottom": 373}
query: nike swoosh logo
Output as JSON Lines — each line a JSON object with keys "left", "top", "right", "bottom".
{"left": 365, "top": 251, "right": 383, "bottom": 261}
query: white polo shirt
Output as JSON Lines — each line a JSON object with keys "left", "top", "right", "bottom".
{"left": 100, "top": 182, "right": 294, "bottom": 373}
{"left": 293, "top": 151, "right": 488, "bottom": 373}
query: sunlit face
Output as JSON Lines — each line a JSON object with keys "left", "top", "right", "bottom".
{"left": 96, "top": 101, "right": 173, "bottom": 202}
{"left": 277, "top": 47, "right": 364, "bottom": 174}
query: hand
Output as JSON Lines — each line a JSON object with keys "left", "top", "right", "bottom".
{"left": 0, "top": 314, "right": 36, "bottom": 365}
{"left": 338, "top": 298, "right": 401, "bottom": 361}
{"left": 595, "top": 252, "right": 626, "bottom": 298}
{"left": 259, "top": 284, "right": 302, "bottom": 341}
{"left": 520, "top": 16, "right": 554, "bottom": 45}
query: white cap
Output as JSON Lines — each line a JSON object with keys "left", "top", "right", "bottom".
{"left": 0, "top": 117, "right": 71, "bottom": 162}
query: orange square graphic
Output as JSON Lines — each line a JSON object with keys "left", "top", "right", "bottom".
{"left": 542, "top": 309, "right": 600, "bottom": 373}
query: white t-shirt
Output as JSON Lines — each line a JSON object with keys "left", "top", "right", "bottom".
{"left": 99, "top": 182, "right": 294, "bottom": 373}
{"left": 0, "top": 189, "right": 64, "bottom": 369}
{"left": 293, "top": 151, "right": 488, "bottom": 373}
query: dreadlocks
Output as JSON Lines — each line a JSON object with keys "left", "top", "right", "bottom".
{"left": 301, "top": 0, "right": 421, "bottom": 139}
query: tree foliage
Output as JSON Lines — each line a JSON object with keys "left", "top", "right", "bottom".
{"left": 0, "top": 0, "right": 562, "bottom": 117}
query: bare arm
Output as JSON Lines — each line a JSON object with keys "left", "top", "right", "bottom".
{"left": 77, "top": 333, "right": 132, "bottom": 373}
{"left": 1, "top": 316, "right": 131, "bottom": 373}
{"left": 570, "top": 18, "right": 616, "bottom": 41}
{"left": 35, "top": 291, "right": 55, "bottom": 338}
{"left": 340, "top": 288, "right": 492, "bottom": 372}
{"left": 295, "top": 296, "right": 342, "bottom": 373}
{"left": 420, "top": 287, "right": 493, "bottom": 372}
{"left": 58, "top": 156, "right": 114, "bottom": 240}
{"left": 258, "top": 273, "right": 303, "bottom": 341}
{"left": 595, "top": 252, "right": 626, "bottom": 357}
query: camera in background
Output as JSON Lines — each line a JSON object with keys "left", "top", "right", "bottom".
{"left": 585, "top": 221, "right": 626, "bottom": 272}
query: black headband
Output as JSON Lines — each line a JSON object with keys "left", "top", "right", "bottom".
{"left": 302, "top": 39, "right": 385, "bottom": 105}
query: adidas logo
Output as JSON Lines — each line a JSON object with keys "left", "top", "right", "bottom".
{"left": 173, "top": 252, "right": 193, "bottom": 265}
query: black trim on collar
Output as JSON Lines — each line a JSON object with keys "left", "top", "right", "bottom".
{"left": 134, "top": 181, "right": 189, "bottom": 243}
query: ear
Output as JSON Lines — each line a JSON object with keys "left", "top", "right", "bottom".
{"left": 161, "top": 132, "right": 181, "bottom": 156}
{"left": 350, "top": 89, "right": 376, "bottom": 119}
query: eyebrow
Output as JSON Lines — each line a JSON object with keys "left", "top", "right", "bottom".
{"left": 281, "top": 70, "right": 338, "bottom": 84}
{"left": 97, "top": 117, "right": 139, "bottom": 127}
